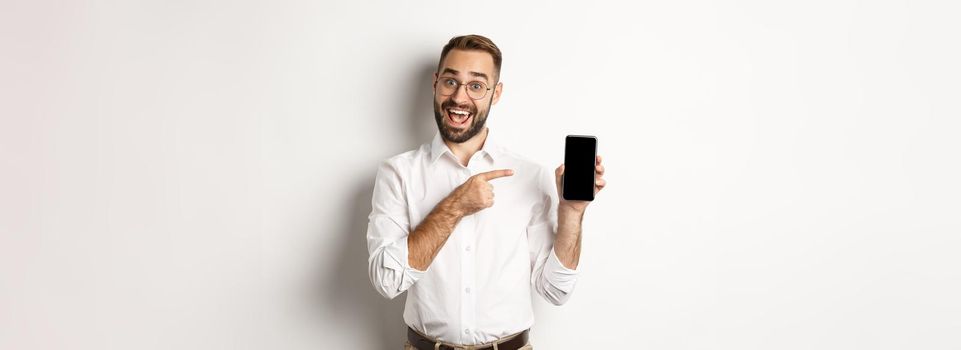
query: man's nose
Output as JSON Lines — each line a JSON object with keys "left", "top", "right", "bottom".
{"left": 451, "top": 84, "right": 471, "bottom": 104}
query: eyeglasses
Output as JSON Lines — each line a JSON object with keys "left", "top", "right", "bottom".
{"left": 435, "top": 77, "right": 493, "bottom": 100}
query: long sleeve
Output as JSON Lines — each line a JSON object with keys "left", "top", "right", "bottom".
{"left": 527, "top": 166, "right": 579, "bottom": 306}
{"left": 367, "top": 160, "right": 426, "bottom": 299}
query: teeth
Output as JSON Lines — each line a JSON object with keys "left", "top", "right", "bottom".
{"left": 448, "top": 109, "right": 470, "bottom": 115}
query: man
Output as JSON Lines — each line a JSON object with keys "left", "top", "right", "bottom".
{"left": 367, "top": 34, "right": 606, "bottom": 350}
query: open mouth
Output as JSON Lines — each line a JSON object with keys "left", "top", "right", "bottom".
{"left": 445, "top": 107, "right": 472, "bottom": 128}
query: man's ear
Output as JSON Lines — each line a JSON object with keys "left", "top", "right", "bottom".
{"left": 432, "top": 72, "right": 438, "bottom": 89}
{"left": 491, "top": 82, "right": 503, "bottom": 105}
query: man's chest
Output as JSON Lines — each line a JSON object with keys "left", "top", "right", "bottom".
{"left": 404, "top": 167, "right": 539, "bottom": 234}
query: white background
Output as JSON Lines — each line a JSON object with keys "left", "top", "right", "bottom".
{"left": 2, "top": 0, "right": 960, "bottom": 349}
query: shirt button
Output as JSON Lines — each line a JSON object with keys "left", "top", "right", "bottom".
{"left": 465, "top": 246, "right": 471, "bottom": 252}
{"left": 465, "top": 287, "right": 471, "bottom": 294}
{"left": 464, "top": 329, "right": 470, "bottom": 334}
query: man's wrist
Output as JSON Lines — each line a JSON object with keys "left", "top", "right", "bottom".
{"left": 558, "top": 202, "right": 586, "bottom": 217}
{"left": 439, "top": 195, "right": 466, "bottom": 220}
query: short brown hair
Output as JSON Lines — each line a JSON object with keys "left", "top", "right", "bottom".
{"left": 437, "top": 34, "right": 503, "bottom": 80}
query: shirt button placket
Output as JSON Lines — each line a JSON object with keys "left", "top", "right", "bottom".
{"left": 460, "top": 167, "right": 477, "bottom": 345}
{"left": 461, "top": 219, "right": 477, "bottom": 344}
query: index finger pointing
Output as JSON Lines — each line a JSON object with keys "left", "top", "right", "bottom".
{"left": 477, "top": 169, "right": 515, "bottom": 181}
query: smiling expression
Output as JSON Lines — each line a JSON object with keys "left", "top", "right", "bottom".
{"left": 432, "top": 49, "right": 502, "bottom": 143}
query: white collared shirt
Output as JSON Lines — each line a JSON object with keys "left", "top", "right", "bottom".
{"left": 366, "top": 129, "right": 579, "bottom": 345}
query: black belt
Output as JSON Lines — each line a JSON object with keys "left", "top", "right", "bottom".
{"left": 407, "top": 327, "right": 529, "bottom": 350}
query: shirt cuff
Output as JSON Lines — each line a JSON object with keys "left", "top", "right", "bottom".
{"left": 383, "top": 240, "right": 427, "bottom": 287}
{"left": 544, "top": 247, "right": 579, "bottom": 290}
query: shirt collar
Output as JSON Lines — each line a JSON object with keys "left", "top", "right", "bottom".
{"left": 429, "top": 128, "right": 504, "bottom": 165}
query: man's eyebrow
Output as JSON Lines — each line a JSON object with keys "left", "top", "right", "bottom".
{"left": 468, "top": 71, "right": 489, "bottom": 82}
{"left": 439, "top": 68, "right": 491, "bottom": 82}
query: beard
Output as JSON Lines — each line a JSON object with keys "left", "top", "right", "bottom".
{"left": 433, "top": 98, "right": 489, "bottom": 144}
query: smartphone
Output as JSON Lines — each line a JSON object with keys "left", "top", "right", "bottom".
{"left": 563, "top": 135, "right": 597, "bottom": 201}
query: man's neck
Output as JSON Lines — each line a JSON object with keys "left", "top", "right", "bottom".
{"left": 444, "top": 127, "right": 489, "bottom": 167}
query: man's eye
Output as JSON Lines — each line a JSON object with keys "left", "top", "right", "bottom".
{"left": 443, "top": 79, "right": 458, "bottom": 87}
{"left": 469, "top": 83, "right": 483, "bottom": 90}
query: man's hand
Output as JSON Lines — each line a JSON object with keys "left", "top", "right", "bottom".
{"left": 555, "top": 155, "right": 606, "bottom": 214}
{"left": 407, "top": 168, "right": 514, "bottom": 270}
{"left": 448, "top": 169, "right": 515, "bottom": 217}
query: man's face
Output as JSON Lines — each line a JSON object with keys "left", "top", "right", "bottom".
{"left": 433, "top": 49, "right": 502, "bottom": 143}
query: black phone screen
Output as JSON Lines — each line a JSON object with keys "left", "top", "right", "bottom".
{"left": 563, "top": 135, "right": 597, "bottom": 201}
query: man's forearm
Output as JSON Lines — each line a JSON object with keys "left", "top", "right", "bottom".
{"left": 407, "top": 197, "right": 464, "bottom": 271}
{"left": 553, "top": 206, "right": 584, "bottom": 270}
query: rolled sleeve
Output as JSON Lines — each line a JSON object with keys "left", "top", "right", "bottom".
{"left": 544, "top": 246, "right": 579, "bottom": 289}
{"left": 367, "top": 160, "right": 425, "bottom": 299}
